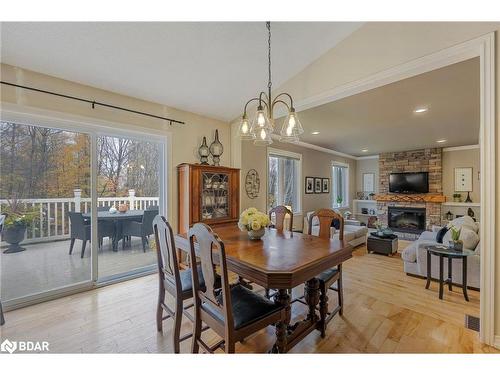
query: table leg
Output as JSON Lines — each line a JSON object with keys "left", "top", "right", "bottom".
{"left": 425, "top": 251, "right": 431, "bottom": 289}
{"left": 462, "top": 257, "right": 469, "bottom": 302}
{"left": 448, "top": 256, "right": 453, "bottom": 291}
{"left": 304, "top": 278, "right": 320, "bottom": 322}
{"left": 439, "top": 255, "right": 444, "bottom": 300}
{"left": 272, "top": 289, "right": 291, "bottom": 353}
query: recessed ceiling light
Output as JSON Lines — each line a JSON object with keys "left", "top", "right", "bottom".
{"left": 414, "top": 107, "right": 428, "bottom": 113}
{"left": 436, "top": 139, "right": 447, "bottom": 143}
{"left": 311, "top": 131, "right": 320, "bottom": 135}
{"left": 361, "top": 149, "right": 368, "bottom": 153}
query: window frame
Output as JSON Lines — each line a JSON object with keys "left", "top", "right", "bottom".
{"left": 267, "top": 147, "right": 302, "bottom": 215}
{"left": 331, "top": 161, "right": 349, "bottom": 209}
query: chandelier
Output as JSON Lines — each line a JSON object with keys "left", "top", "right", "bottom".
{"left": 238, "top": 22, "right": 303, "bottom": 145}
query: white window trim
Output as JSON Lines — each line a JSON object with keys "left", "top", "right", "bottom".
{"left": 267, "top": 147, "right": 302, "bottom": 215}
{"left": 331, "top": 161, "right": 349, "bottom": 209}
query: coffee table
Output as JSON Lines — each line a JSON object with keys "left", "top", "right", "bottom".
{"left": 424, "top": 245, "right": 475, "bottom": 301}
{"left": 367, "top": 234, "right": 398, "bottom": 256}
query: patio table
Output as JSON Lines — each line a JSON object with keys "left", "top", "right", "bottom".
{"left": 83, "top": 210, "right": 144, "bottom": 250}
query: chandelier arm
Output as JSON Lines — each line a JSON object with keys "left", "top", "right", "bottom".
{"left": 272, "top": 92, "right": 294, "bottom": 109}
{"left": 271, "top": 99, "right": 290, "bottom": 112}
{"left": 243, "top": 97, "right": 261, "bottom": 115}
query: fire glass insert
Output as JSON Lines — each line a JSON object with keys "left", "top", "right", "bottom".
{"left": 388, "top": 207, "right": 426, "bottom": 233}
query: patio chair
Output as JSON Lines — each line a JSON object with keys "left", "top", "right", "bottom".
{"left": 121, "top": 209, "right": 158, "bottom": 252}
{"left": 147, "top": 205, "right": 159, "bottom": 211}
{"left": 68, "top": 212, "right": 114, "bottom": 258}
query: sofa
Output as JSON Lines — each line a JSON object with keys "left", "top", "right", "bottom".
{"left": 304, "top": 211, "right": 368, "bottom": 248}
{"left": 401, "top": 215, "right": 480, "bottom": 289}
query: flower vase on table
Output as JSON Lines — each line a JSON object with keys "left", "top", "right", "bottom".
{"left": 238, "top": 207, "right": 270, "bottom": 240}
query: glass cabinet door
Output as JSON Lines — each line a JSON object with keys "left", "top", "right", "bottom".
{"left": 201, "top": 172, "right": 229, "bottom": 220}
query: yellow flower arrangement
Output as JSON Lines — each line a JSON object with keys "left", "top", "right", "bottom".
{"left": 238, "top": 207, "right": 270, "bottom": 232}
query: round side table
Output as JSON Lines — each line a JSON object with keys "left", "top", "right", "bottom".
{"left": 424, "top": 245, "right": 475, "bottom": 301}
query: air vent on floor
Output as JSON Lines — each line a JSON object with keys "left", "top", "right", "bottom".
{"left": 465, "top": 314, "right": 480, "bottom": 332}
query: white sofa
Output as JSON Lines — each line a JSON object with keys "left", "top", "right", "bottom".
{"left": 401, "top": 216, "right": 480, "bottom": 289}
{"left": 303, "top": 211, "right": 368, "bottom": 247}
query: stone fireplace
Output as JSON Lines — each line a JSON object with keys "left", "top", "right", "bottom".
{"left": 375, "top": 148, "right": 444, "bottom": 238}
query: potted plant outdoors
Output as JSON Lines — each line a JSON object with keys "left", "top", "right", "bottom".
{"left": 1, "top": 200, "right": 37, "bottom": 254}
{"left": 448, "top": 225, "right": 463, "bottom": 251}
{"left": 238, "top": 207, "right": 270, "bottom": 240}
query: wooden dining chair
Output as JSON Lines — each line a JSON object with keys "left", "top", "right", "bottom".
{"left": 307, "top": 208, "right": 345, "bottom": 337}
{"left": 153, "top": 215, "right": 210, "bottom": 353}
{"left": 269, "top": 205, "right": 293, "bottom": 231}
{"left": 188, "top": 223, "right": 286, "bottom": 353}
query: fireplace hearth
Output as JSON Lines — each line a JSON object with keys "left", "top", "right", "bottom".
{"left": 388, "top": 207, "right": 426, "bottom": 234}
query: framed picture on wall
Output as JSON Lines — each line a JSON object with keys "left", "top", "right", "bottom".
{"left": 314, "top": 178, "right": 322, "bottom": 193}
{"left": 363, "top": 173, "right": 375, "bottom": 192}
{"left": 454, "top": 167, "right": 473, "bottom": 192}
{"left": 305, "top": 177, "right": 314, "bottom": 194}
{"left": 322, "top": 178, "right": 330, "bottom": 193}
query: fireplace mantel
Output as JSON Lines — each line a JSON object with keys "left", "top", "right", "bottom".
{"left": 374, "top": 194, "right": 446, "bottom": 203}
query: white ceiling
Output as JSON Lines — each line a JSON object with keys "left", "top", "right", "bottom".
{"left": 293, "top": 58, "right": 480, "bottom": 157}
{"left": 0, "top": 22, "right": 362, "bottom": 121}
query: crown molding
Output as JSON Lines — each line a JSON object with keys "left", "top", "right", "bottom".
{"left": 269, "top": 134, "right": 357, "bottom": 160}
{"left": 442, "top": 144, "right": 480, "bottom": 152}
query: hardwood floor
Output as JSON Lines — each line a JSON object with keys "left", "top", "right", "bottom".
{"left": 1, "top": 245, "right": 497, "bottom": 353}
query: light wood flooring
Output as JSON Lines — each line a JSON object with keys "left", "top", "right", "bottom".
{"left": 1, "top": 244, "right": 497, "bottom": 353}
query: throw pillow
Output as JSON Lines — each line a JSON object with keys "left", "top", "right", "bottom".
{"left": 435, "top": 226, "right": 448, "bottom": 243}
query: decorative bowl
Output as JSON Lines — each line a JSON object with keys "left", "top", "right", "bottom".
{"left": 247, "top": 228, "right": 265, "bottom": 240}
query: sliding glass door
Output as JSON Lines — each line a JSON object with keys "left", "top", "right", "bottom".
{"left": 0, "top": 113, "right": 167, "bottom": 307}
{"left": 0, "top": 120, "right": 93, "bottom": 302}
{"left": 96, "top": 134, "right": 163, "bottom": 282}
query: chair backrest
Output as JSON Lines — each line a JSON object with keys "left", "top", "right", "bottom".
{"left": 153, "top": 215, "right": 182, "bottom": 295}
{"left": 188, "top": 223, "right": 233, "bottom": 331}
{"left": 68, "top": 211, "right": 87, "bottom": 237}
{"left": 308, "top": 208, "right": 344, "bottom": 240}
{"left": 269, "top": 205, "right": 293, "bottom": 231}
{"left": 142, "top": 209, "right": 158, "bottom": 235}
{"left": 147, "top": 205, "right": 159, "bottom": 211}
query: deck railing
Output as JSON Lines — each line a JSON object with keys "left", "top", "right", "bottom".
{"left": 0, "top": 189, "right": 159, "bottom": 244}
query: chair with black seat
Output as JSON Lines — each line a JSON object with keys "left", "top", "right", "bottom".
{"left": 307, "top": 208, "right": 345, "bottom": 338}
{"left": 189, "top": 223, "right": 286, "bottom": 353}
{"left": 153, "top": 215, "right": 212, "bottom": 353}
{"left": 121, "top": 209, "right": 158, "bottom": 251}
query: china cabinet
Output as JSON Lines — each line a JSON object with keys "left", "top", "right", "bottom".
{"left": 177, "top": 163, "right": 240, "bottom": 235}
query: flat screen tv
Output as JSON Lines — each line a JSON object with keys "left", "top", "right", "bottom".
{"left": 389, "top": 172, "right": 429, "bottom": 194}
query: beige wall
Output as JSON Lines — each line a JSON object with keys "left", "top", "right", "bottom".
{"left": 355, "top": 158, "right": 379, "bottom": 194}
{"left": 442, "top": 147, "right": 481, "bottom": 203}
{"left": 239, "top": 138, "right": 356, "bottom": 231}
{"left": 0, "top": 64, "right": 231, "bottom": 232}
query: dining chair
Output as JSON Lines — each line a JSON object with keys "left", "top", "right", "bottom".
{"left": 265, "top": 205, "right": 293, "bottom": 298}
{"left": 269, "top": 205, "right": 293, "bottom": 231}
{"left": 307, "top": 208, "right": 345, "bottom": 337}
{"left": 121, "top": 209, "right": 158, "bottom": 251}
{"left": 153, "top": 215, "right": 210, "bottom": 353}
{"left": 188, "top": 223, "right": 286, "bottom": 353}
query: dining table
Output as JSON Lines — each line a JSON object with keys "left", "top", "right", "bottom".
{"left": 175, "top": 224, "right": 353, "bottom": 353}
{"left": 83, "top": 210, "right": 144, "bottom": 250}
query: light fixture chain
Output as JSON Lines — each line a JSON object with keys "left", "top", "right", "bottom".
{"left": 267, "top": 21, "right": 272, "bottom": 89}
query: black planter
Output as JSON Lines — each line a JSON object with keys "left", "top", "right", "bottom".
{"left": 2, "top": 225, "right": 27, "bottom": 253}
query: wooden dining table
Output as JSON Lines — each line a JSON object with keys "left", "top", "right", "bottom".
{"left": 175, "top": 224, "right": 353, "bottom": 353}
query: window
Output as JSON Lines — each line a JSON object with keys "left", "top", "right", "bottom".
{"left": 267, "top": 149, "right": 301, "bottom": 214}
{"left": 332, "top": 163, "right": 349, "bottom": 208}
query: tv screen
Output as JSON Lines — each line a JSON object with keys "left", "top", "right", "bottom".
{"left": 389, "top": 172, "right": 429, "bottom": 194}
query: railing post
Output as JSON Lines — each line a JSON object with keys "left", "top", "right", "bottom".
{"left": 128, "top": 189, "right": 136, "bottom": 210}
{"left": 74, "top": 189, "right": 82, "bottom": 212}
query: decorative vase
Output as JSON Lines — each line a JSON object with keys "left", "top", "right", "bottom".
{"left": 209, "top": 129, "right": 224, "bottom": 166}
{"left": 118, "top": 203, "right": 128, "bottom": 213}
{"left": 2, "top": 225, "right": 27, "bottom": 253}
{"left": 449, "top": 240, "right": 463, "bottom": 251}
{"left": 198, "top": 136, "right": 210, "bottom": 165}
{"left": 247, "top": 227, "right": 265, "bottom": 240}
